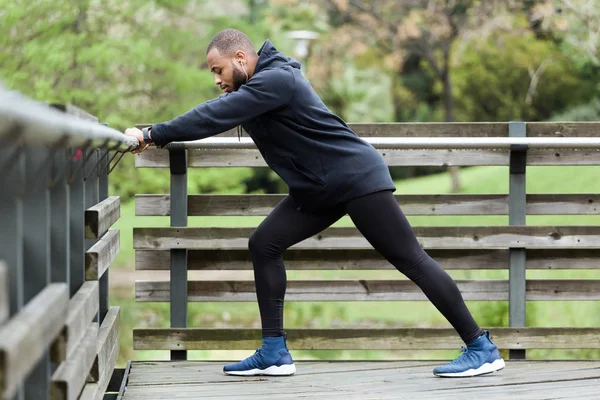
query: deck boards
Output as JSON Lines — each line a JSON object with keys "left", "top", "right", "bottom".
{"left": 122, "top": 360, "right": 600, "bottom": 399}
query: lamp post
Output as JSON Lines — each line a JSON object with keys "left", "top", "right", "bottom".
{"left": 285, "top": 30, "right": 319, "bottom": 73}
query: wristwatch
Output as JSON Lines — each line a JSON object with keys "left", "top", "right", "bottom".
{"left": 142, "top": 127, "right": 153, "bottom": 144}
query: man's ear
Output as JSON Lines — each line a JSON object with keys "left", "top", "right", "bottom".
{"left": 235, "top": 50, "right": 246, "bottom": 65}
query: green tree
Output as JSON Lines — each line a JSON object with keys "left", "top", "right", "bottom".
{"left": 452, "top": 26, "right": 597, "bottom": 121}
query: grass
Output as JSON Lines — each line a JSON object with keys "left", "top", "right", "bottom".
{"left": 110, "top": 165, "right": 600, "bottom": 365}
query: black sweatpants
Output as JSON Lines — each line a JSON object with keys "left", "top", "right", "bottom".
{"left": 248, "top": 190, "right": 484, "bottom": 344}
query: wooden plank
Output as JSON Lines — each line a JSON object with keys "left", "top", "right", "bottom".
{"left": 85, "top": 196, "right": 120, "bottom": 239}
{"left": 65, "top": 281, "right": 99, "bottom": 357}
{"left": 135, "top": 248, "right": 600, "bottom": 271}
{"left": 135, "top": 279, "right": 600, "bottom": 302}
{"left": 133, "top": 327, "right": 600, "bottom": 350}
{"left": 136, "top": 122, "right": 511, "bottom": 138}
{"left": 121, "top": 360, "right": 600, "bottom": 399}
{"left": 136, "top": 194, "right": 508, "bottom": 216}
{"left": 133, "top": 121, "right": 600, "bottom": 138}
{"left": 0, "top": 284, "right": 69, "bottom": 399}
{"left": 91, "top": 307, "right": 120, "bottom": 388}
{"left": 0, "top": 263, "right": 7, "bottom": 325}
{"left": 351, "top": 122, "right": 511, "bottom": 137}
{"left": 133, "top": 226, "right": 600, "bottom": 250}
{"left": 136, "top": 248, "right": 511, "bottom": 270}
{"left": 136, "top": 147, "right": 600, "bottom": 168}
{"left": 79, "top": 339, "right": 119, "bottom": 400}
{"left": 85, "top": 229, "right": 120, "bottom": 280}
{"left": 51, "top": 322, "right": 98, "bottom": 400}
{"left": 136, "top": 193, "right": 600, "bottom": 216}
{"left": 161, "top": 136, "right": 600, "bottom": 150}
{"left": 136, "top": 148, "right": 510, "bottom": 168}
{"left": 527, "top": 121, "right": 600, "bottom": 137}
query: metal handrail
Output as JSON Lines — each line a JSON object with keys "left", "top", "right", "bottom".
{"left": 0, "top": 89, "right": 138, "bottom": 152}
{"left": 165, "top": 136, "right": 600, "bottom": 150}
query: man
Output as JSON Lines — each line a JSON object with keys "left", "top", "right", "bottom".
{"left": 125, "top": 29, "right": 505, "bottom": 378}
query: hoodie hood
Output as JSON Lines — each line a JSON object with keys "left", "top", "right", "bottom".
{"left": 254, "top": 40, "right": 301, "bottom": 75}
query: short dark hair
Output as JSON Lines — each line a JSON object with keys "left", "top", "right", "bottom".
{"left": 206, "top": 29, "right": 255, "bottom": 56}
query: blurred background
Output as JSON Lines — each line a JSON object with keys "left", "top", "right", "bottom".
{"left": 2, "top": 0, "right": 600, "bottom": 365}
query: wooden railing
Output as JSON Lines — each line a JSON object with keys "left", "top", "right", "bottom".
{"left": 0, "top": 90, "right": 136, "bottom": 400}
{"left": 132, "top": 122, "right": 600, "bottom": 361}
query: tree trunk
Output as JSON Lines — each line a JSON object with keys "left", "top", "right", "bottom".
{"left": 441, "top": 51, "right": 461, "bottom": 193}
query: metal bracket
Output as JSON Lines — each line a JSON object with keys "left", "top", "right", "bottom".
{"left": 169, "top": 147, "right": 188, "bottom": 175}
{"left": 509, "top": 144, "right": 528, "bottom": 175}
{"left": 107, "top": 151, "right": 127, "bottom": 175}
{"left": 83, "top": 139, "right": 112, "bottom": 180}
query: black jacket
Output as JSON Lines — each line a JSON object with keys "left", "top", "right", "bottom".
{"left": 150, "top": 40, "right": 395, "bottom": 211}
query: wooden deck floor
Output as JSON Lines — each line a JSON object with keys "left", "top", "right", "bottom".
{"left": 122, "top": 360, "right": 600, "bottom": 399}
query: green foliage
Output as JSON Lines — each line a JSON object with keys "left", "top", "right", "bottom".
{"left": 327, "top": 65, "right": 395, "bottom": 122}
{"left": 551, "top": 98, "right": 600, "bottom": 121}
{"left": 452, "top": 27, "right": 598, "bottom": 122}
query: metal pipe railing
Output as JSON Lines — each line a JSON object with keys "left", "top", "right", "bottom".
{"left": 165, "top": 136, "right": 600, "bottom": 150}
{"left": 0, "top": 88, "right": 138, "bottom": 151}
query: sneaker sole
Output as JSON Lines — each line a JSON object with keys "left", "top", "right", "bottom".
{"left": 224, "top": 363, "right": 296, "bottom": 376}
{"left": 434, "top": 358, "right": 505, "bottom": 378}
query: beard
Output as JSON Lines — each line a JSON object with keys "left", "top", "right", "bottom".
{"left": 231, "top": 61, "right": 248, "bottom": 91}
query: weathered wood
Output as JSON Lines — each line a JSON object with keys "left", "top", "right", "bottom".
{"left": 91, "top": 307, "right": 120, "bottom": 388}
{"left": 133, "top": 225, "right": 600, "bottom": 250}
{"left": 163, "top": 136, "right": 600, "bottom": 150}
{"left": 121, "top": 359, "right": 600, "bottom": 399}
{"left": 0, "top": 263, "right": 7, "bottom": 325}
{"left": 136, "top": 147, "right": 600, "bottom": 168}
{"left": 51, "top": 322, "right": 98, "bottom": 400}
{"left": 0, "top": 284, "right": 69, "bottom": 399}
{"left": 527, "top": 121, "right": 600, "bottom": 137}
{"left": 137, "top": 122, "right": 512, "bottom": 138}
{"left": 137, "top": 122, "right": 600, "bottom": 138}
{"left": 351, "top": 122, "right": 511, "bottom": 137}
{"left": 135, "top": 148, "right": 507, "bottom": 168}
{"left": 78, "top": 329, "right": 120, "bottom": 400}
{"left": 85, "top": 229, "right": 120, "bottom": 280}
{"left": 135, "top": 248, "right": 600, "bottom": 271}
{"left": 85, "top": 196, "right": 120, "bottom": 239}
{"left": 135, "top": 193, "right": 600, "bottom": 216}
{"left": 136, "top": 248, "right": 510, "bottom": 270}
{"left": 136, "top": 248, "right": 600, "bottom": 271}
{"left": 133, "top": 327, "right": 600, "bottom": 350}
{"left": 137, "top": 122, "right": 600, "bottom": 140}
{"left": 65, "top": 281, "right": 99, "bottom": 357}
{"left": 135, "top": 279, "right": 600, "bottom": 302}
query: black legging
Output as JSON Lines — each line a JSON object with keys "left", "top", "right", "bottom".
{"left": 248, "top": 190, "right": 484, "bottom": 344}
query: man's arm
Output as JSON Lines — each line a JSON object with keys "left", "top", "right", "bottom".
{"left": 150, "top": 68, "right": 295, "bottom": 147}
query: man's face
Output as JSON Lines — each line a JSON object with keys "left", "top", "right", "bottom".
{"left": 207, "top": 48, "right": 247, "bottom": 93}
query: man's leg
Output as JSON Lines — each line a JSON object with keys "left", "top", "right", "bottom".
{"left": 249, "top": 196, "right": 345, "bottom": 337}
{"left": 223, "top": 196, "right": 345, "bottom": 376}
{"left": 345, "top": 190, "right": 504, "bottom": 377}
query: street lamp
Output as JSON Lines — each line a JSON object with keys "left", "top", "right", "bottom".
{"left": 285, "top": 30, "right": 319, "bottom": 72}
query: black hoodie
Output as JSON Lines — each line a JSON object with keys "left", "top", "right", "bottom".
{"left": 150, "top": 40, "right": 396, "bottom": 211}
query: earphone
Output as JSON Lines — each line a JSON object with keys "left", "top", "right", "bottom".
{"left": 239, "top": 60, "right": 248, "bottom": 83}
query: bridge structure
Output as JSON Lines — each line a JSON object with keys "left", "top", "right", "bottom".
{"left": 1, "top": 89, "right": 599, "bottom": 399}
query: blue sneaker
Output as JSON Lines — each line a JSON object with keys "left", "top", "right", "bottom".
{"left": 433, "top": 331, "right": 505, "bottom": 377}
{"left": 223, "top": 336, "right": 296, "bottom": 376}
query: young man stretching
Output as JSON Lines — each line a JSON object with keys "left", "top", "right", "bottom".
{"left": 125, "top": 29, "right": 505, "bottom": 378}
